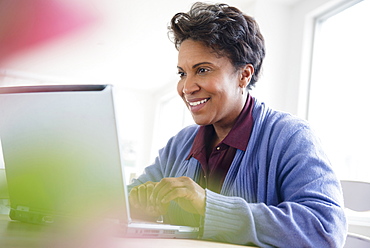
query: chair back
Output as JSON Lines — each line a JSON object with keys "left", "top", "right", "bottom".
{"left": 343, "top": 233, "right": 370, "bottom": 248}
{"left": 340, "top": 180, "right": 370, "bottom": 248}
{"left": 341, "top": 180, "right": 370, "bottom": 211}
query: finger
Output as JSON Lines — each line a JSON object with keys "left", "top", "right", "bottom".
{"left": 154, "top": 177, "right": 205, "bottom": 215}
{"left": 154, "top": 187, "right": 190, "bottom": 215}
{"left": 159, "top": 187, "right": 192, "bottom": 204}
{"left": 151, "top": 178, "right": 173, "bottom": 206}
{"left": 128, "top": 188, "right": 139, "bottom": 207}
{"left": 137, "top": 184, "right": 148, "bottom": 207}
{"left": 146, "top": 183, "right": 154, "bottom": 209}
{"left": 156, "top": 201, "right": 170, "bottom": 215}
{"left": 152, "top": 177, "right": 188, "bottom": 206}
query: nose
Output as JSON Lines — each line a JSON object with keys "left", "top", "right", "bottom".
{"left": 181, "top": 76, "right": 200, "bottom": 95}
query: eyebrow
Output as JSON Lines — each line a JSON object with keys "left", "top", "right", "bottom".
{"left": 177, "top": 62, "right": 213, "bottom": 71}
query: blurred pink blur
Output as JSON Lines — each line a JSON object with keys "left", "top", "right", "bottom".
{"left": 0, "top": 0, "right": 97, "bottom": 63}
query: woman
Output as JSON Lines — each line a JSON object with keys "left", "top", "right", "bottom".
{"left": 129, "top": 2, "right": 347, "bottom": 247}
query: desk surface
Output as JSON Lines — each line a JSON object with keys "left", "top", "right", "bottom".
{"left": 0, "top": 214, "right": 253, "bottom": 248}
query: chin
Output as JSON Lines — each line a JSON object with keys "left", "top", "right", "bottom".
{"left": 190, "top": 112, "right": 213, "bottom": 126}
{"left": 192, "top": 118, "right": 211, "bottom": 126}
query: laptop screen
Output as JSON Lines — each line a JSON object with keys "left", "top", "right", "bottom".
{"left": 0, "top": 84, "right": 130, "bottom": 224}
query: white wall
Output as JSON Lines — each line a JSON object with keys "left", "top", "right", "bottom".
{"left": 252, "top": 0, "right": 294, "bottom": 112}
{"left": 113, "top": 87, "right": 157, "bottom": 181}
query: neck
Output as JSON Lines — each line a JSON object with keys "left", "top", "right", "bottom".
{"left": 212, "top": 95, "right": 247, "bottom": 142}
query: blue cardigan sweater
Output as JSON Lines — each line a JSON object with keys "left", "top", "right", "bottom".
{"left": 130, "top": 99, "right": 347, "bottom": 247}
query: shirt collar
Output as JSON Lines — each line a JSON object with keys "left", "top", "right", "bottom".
{"left": 223, "top": 93, "right": 254, "bottom": 151}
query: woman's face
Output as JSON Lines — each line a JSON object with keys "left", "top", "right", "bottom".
{"left": 177, "top": 39, "right": 250, "bottom": 129}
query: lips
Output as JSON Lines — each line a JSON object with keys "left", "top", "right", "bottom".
{"left": 187, "top": 98, "right": 209, "bottom": 106}
{"left": 186, "top": 98, "right": 210, "bottom": 112}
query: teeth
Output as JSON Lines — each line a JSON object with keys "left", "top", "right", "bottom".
{"left": 188, "top": 99, "right": 208, "bottom": 106}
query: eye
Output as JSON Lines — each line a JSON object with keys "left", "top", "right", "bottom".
{"left": 177, "top": 71, "right": 186, "bottom": 78}
{"left": 197, "top": 67, "right": 210, "bottom": 74}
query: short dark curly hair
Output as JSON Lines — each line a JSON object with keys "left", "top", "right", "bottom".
{"left": 169, "top": 2, "right": 265, "bottom": 89}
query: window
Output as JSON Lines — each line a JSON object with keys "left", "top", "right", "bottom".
{"left": 150, "top": 92, "right": 193, "bottom": 161}
{"left": 308, "top": 0, "right": 370, "bottom": 182}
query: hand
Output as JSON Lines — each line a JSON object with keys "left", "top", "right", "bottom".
{"left": 129, "top": 181, "right": 163, "bottom": 220}
{"left": 150, "top": 176, "right": 205, "bottom": 216}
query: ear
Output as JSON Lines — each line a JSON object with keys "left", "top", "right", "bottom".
{"left": 239, "top": 64, "right": 254, "bottom": 88}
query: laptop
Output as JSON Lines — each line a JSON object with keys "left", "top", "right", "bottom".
{"left": 0, "top": 84, "right": 199, "bottom": 238}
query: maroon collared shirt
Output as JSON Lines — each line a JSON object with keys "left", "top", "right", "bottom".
{"left": 186, "top": 94, "right": 255, "bottom": 193}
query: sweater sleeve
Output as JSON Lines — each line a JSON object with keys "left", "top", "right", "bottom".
{"left": 129, "top": 125, "right": 199, "bottom": 187}
{"left": 201, "top": 114, "right": 347, "bottom": 247}
{"left": 127, "top": 125, "right": 201, "bottom": 227}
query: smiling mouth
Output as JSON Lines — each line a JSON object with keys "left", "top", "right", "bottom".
{"left": 187, "top": 98, "right": 210, "bottom": 106}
